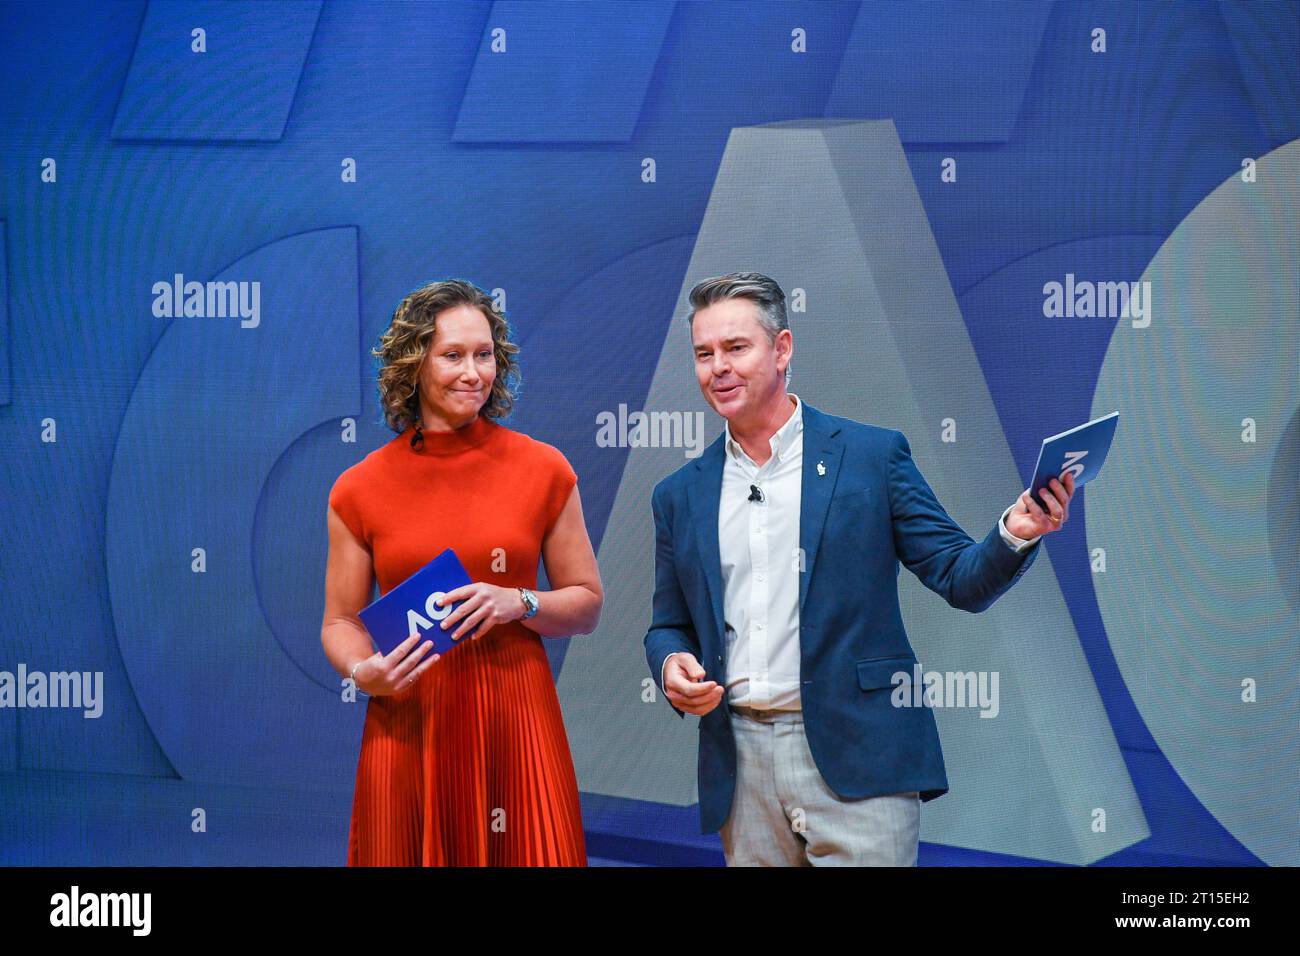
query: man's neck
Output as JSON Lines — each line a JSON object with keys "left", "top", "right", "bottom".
{"left": 729, "top": 392, "right": 796, "bottom": 467}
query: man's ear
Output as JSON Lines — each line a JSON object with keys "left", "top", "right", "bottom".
{"left": 777, "top": 329, "right": 793, "bottom": 370}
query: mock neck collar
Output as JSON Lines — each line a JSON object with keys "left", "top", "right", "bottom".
{"left": 402, "top": 412, "right": 497, "bottom": 456}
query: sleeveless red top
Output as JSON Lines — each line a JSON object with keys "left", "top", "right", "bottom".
{"left": 329, "top": 414, "right": 587, "bottom": 865}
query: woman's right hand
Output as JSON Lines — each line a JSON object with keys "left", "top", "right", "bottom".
{"left": 353, "top": 634, "right": 439, "bottom": 696}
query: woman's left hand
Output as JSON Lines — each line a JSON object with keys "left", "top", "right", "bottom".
{"left": 435, "top": 582, "right": 525, "bottom": 643}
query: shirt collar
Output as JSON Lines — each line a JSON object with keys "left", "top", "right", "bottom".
{"left": 724, "top": 393, "right": 803, "bottom": 465}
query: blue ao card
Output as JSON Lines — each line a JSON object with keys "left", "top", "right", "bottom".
{"left": 357, "top": 548, "right": 478, "bottom": 658}
{"left": 1029, "top": 411, "right": 1119, "bottom": 511}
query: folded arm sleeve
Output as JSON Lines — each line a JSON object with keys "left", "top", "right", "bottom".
{"left": 888, "top": 430, "right": 1033, "bottom": 612}
{"left": 643, "top": 484, "right": 701, "bottom": 719}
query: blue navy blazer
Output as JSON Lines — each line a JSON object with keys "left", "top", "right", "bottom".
{"left": 644, "top": 400, "right": 1041, "bottom": 835}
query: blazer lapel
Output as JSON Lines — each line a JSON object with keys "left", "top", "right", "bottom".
{"left": 798, "top": 402, "right": 845, "bottom": 615}
{"left": 686, "top": 432, "right": 728, "bottom": 649}
{"left": 686, "top": 401, "right": 846, "bottom": 644}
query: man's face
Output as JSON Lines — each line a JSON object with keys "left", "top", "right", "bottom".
{"left": 691, "top": 297, "right": 790, "bottom": 423}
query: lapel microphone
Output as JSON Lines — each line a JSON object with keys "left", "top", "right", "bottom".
{"left": 748, "top": 484, "right": 764, "bottom": 503}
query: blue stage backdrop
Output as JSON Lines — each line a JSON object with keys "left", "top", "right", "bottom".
{"left": 0, "top": 0, "right": 1295, "bottom": 866}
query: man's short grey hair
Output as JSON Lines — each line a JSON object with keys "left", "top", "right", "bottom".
{"left": 686, "top": 272, "right": 791, "bottom": 385}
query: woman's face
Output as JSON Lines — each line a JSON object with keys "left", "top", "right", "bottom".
{"left": 416, "top": 304, "right": 497, "bottom": 429}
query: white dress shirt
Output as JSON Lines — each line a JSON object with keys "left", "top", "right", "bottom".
{"left": 716, "top": 393, "right": 806, "bottom": 710}
{"left": 662, "top": 396, "right": 1041, "bottom": 711}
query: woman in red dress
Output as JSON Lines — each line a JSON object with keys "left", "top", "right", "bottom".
{"left": 321, "top": 279, "right": 602, "bottom": 865}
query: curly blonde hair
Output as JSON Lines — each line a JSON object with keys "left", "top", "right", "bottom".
{"left": 373, "top": 279, "right": 520, "bottom": 449}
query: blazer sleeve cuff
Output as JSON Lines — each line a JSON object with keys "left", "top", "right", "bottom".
{"left": 981, "top": 516, "right": 1039, "bottom": 582}
{"left": 999, "top": 504, "right": 1042, "bottom": 552}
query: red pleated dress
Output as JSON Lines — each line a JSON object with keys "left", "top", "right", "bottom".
{"left": 328, "top": 413, "right": 587, "bottom": 866}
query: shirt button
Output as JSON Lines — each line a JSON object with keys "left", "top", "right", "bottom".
{"left": 756, "top": 574, "right": 764, "bottom": 582}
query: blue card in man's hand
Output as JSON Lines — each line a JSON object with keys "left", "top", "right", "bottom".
{"left": 357, "top": 548, "right": 477, "bottom": 658}
{"left": 1029, "top": 411, "right": 1119, "bottom": 510}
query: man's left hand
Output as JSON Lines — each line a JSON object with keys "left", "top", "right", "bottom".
{"left": 1005, "top": 472, "right": 1075, "bottom": 540}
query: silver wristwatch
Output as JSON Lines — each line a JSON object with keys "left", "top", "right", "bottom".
{"left": 518, "top": 587, "right": 540, "bottom": 620}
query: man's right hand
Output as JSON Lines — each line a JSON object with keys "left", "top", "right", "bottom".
{"left": 664, "top": 653, "right": 725, "bottom": 716}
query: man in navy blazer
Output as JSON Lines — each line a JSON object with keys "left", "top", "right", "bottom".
{"left": 644, "top": 273, "right": 1074, "bottom": 865}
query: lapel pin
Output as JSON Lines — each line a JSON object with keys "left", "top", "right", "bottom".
{"left": 817, "top": 460, "right": 826, "bottom": 476}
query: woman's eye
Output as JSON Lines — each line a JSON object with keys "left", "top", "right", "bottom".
{"left": 478, "top": 350, "right": 492, "bottom": 359}
{"left": 445, "top": 352, "right": 459, "bottom": 360}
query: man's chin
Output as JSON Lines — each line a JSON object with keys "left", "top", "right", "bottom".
{"left": 714, "top": 401, "right": 747, "bottom": 422}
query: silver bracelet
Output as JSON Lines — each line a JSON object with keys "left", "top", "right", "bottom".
{"left": 349, "top": 659, "right": 364, "bottom": 683}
